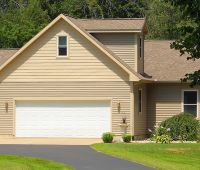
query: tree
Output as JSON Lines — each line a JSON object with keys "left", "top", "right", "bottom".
{"left": 0, "top": 0, "right": 49, "bottom": 48}
{"left": 146, "top": 0, "right": 182, "bottom": 39}
{"left": 167, "top": 0, "right": 200, "bottom": 86}
{"left": 73, "top": 0, "right": 147, "bottom": 19}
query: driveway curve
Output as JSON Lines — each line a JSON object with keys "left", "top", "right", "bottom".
{"left": 0, "top": 145, "right": 153, "bottom": 170}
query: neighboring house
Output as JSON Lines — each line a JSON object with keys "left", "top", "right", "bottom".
{"left": 0, "top": 14, "right": 199, "bottom": 139}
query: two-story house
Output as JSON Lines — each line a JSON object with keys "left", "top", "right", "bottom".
{"left": 0, "top": 14, "right": 199, "bottom": 139}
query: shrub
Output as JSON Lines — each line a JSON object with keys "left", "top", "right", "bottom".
{"left": 197, "top": 127, "right": 200, "bottom": 143}
{"left": 122, "top": 134, "right": 132, "bottom": 143}
{"left": 102, "top": 132, "right": 114, "bottom": 143}
{"left": 155, "top": 134, "right": 172, "bottom": 144}
{"left": 159, "top": 113, "right": 200, "bottom": 141}
{"left": 149, "top": 125, "right": 171, "bottom": 143}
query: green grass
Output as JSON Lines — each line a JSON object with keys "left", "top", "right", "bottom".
{"left": 92, "top": 143, "right": 200, "bottom": 170}
{"left": 0, "top": 154, "right": 74, "bottom": 170}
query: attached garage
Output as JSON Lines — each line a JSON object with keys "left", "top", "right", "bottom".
{"left": 15, "top": 100, "right": 111, "bottom": 138}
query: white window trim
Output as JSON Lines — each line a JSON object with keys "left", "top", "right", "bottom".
{"left": 181, "top": 89, "right": 199, "bottom": 118}
{"left": 57, "top": 35, "right": 69, "bottom": 58}
{"left": 138, "top": 88, "right": 142, "bottom": 114}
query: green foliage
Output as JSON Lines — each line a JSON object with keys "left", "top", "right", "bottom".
{"left": 155, "top": 135, "right": 172, "bottom": 144}
{"left": 122, "top": 133, "right": 132, "bottom": 143}
{"left": 102, "top": 132, "right": 114, "bottom": 143}
{"left": 167, "top": 0, "right": 200, "bottom": 86}
{"left": 160, "top": 113, "right": 200, "bottom": 141}
{"left": 149, "top": 125, "right": 171, "bottom": 143}
{"left": 197, "top": 123, "right": 200, "bottom": 143}
{"left": 0, "top": 0, "right": 49, "bottom": 48}
{"left": 0, "top": 0, "right": 185, "bottom": 48}
{"left": 146, "top": 0, "right": 182, "bottom": 39}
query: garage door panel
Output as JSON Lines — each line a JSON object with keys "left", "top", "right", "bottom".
{"left": 16, "top": 101, "right": 111, "bottom": 138}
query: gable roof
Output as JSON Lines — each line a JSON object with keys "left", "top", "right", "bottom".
{"left": 144, "top": 40, "right": 200, "bottom": 82}
{"left": 76, "top": 18, "right": 147, "bottom": 33}
{"left": 0, "top": 14, "right": 144, "bottom": 81}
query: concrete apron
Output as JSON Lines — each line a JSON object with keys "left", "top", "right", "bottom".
{"left": 0, "top": 138, "right": 102, "bottom": 145}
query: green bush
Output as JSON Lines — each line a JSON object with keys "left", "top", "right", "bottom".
{"left": 156, "top": 134, "right": 172, "bottom": 144}
{"left": 122, "top": 134, "right": 132, "bottom": 143}
{"left": 197, "top": 128, "right": 200, "bottom": 143}
{"left": 102, "top": 132, "right": 114, "bottom": 143}
{"left": 150, "top": 125, "right": 171, "bottom": 143}
{"left": 159, "top": 113, "right": 200, "bottom": 141}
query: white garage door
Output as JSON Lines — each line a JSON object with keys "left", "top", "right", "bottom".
{"left": 16, "top": 101, "right": 111, "bottom": 138}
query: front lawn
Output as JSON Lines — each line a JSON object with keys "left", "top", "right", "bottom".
{"left": 0, "top": 154, "right": 74, "bottom": 170}
{"left": 92, "top": 143, "right": 200, "bottom": 170}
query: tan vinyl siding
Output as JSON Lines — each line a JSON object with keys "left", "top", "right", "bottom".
{"left": 0, "top": 19, "right": 131, "bottom": 136}
{"left": 133, "top": 84, "right": 147, "bottom": 137}
{"left": 93, "top": 33, "right": 137, "bottom": 70}
{"left": 0, "top": 20, "right": 129, "bottom": 82}
{"left": 147, "top": 83, "right": 200, "bottom": 131}
{"left": 0, "top": 98, "right": 14, "bottom": 136}
{"left": 0, "top": 82, "right": 131, "bottom": 136}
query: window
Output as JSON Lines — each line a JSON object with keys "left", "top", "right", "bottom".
{"left": 58, "top": 36, "right": 68, "bottom": 57}
{"left": 183, "top": 90, "right": 198, "bottom": 117}
{"left": 139, "top": 36, "right": 143, "bottom": 58}
{"left": 138, "top": 89, "right": 142, "bottom": 113}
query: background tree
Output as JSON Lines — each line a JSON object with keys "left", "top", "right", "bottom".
{"left": 0, "top": 0, "right": 184, "bottom": 48}
{"left": 146, "top": 0, "right": 182, "bottom": 39}
{"left": 0, "top": 0, "right": 49, "bottom": 48}
{"left": 167, "top": 0, "right": 200, "bottom": 86}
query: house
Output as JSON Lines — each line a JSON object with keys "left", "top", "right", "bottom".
{"left": 0, "top": 14, "right": 199, "bottom": 139}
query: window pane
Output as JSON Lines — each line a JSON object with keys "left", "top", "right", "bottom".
{"left": 59, "top": 47, "right": 67, "bottom": 56}
{"left": 139, "top": 38, "right": 142, "bottom": 58}
{"left": 138, "top": 90, "right": 142, "bottom": 112}
{"left": 59, "top": 36, "right": 67, "bottom": 46}
{"left": 184, "top": 91, "right": 197, "bottom": 104}
{"left": 184, "top": 105, "right": 197, "bottom": 117}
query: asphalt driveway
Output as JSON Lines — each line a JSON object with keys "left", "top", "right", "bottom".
{"left": 0, "top": 145, "right": 153, "bottom": 170}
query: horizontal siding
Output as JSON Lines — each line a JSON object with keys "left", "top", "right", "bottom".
{"left": 147, "top": 83, "right": 200, "bottom": 131}
{"left": 0, "top": 81, "right": 131, "bottom": 136}
{"left": 133, "top": 84, "right": 147, "bottom": 136}
{"left": 0, "top": 98, "right": 14, "bottom": 136}
{"left": 93, "top": 33, "right": 136, "bottom": 70}
{"left": 0, "top": 20, "right": 128, "bottom": 82}
{"left": 0, "top": 19, "right": 131, "bottom": 137}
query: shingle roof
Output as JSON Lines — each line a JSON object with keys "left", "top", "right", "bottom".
{"left": 76, "top": 18, "right": 146, "bottom": 32}
{"left": 144, "top": 40, "right": 200, "bottom": 81}
{"left": 0, "top": 49, "right": 18, "bottom": 67}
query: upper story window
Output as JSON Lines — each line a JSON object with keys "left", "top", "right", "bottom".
{"left": 58, "top": 36, "right": 68, "bottom": 57}
{"left": 139, "top": 36, "right": 143, "bottom": 59}
{"left": 182, "top": 90, "right": 198, "bottom": 117}
{"left": 138, "top": 89, "right": 142, "bottom": 113}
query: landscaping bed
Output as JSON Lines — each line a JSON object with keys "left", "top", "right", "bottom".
{"left": 0, "top": 154, "right": 74, "bottom": 170}
{"left": 92, "top": 143, "right": 200, "bottom": 170}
